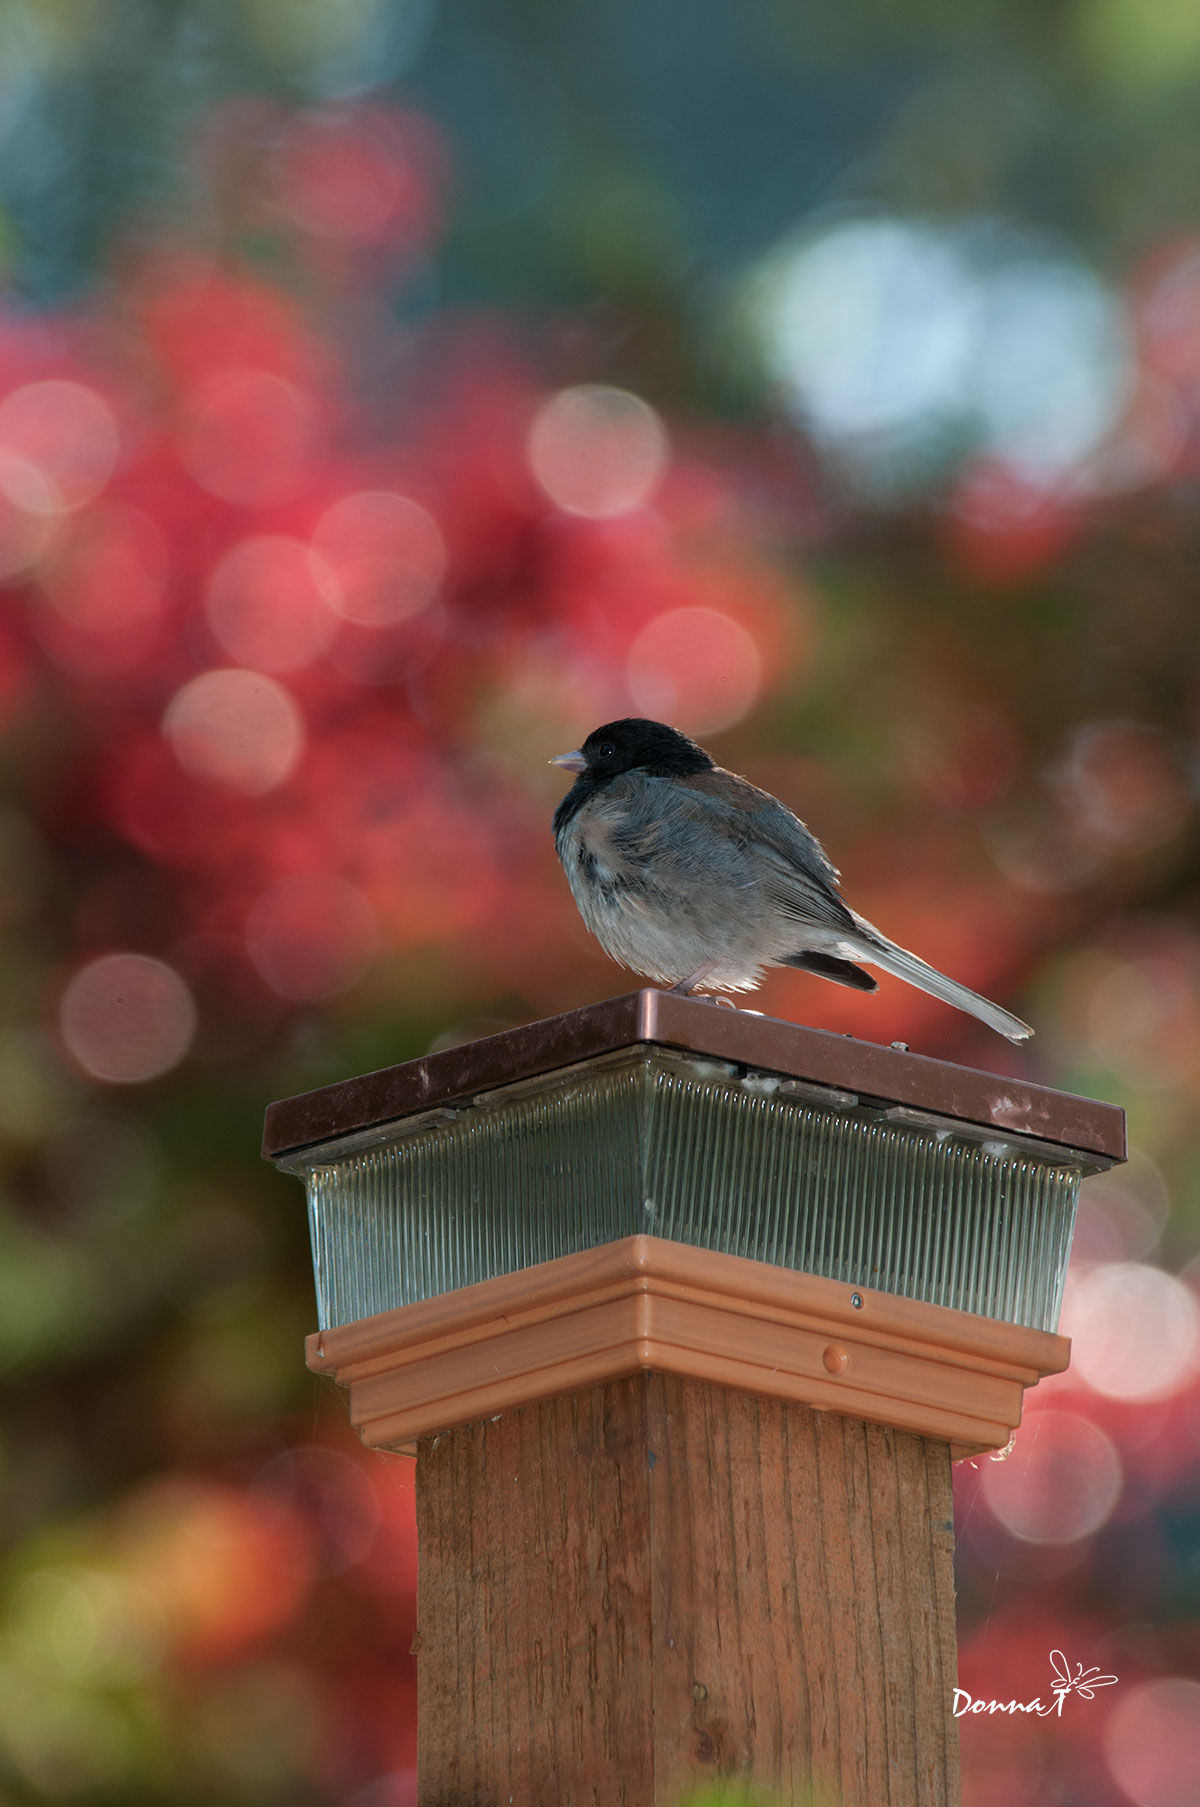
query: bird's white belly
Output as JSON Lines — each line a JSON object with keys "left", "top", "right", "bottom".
{"left": 559, "top": 813, "right": 777, "bottom": 990}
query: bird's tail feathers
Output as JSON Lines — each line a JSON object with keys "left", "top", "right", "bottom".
{"left": 857, "top": 931, "right": 1033, "bottom": 1043}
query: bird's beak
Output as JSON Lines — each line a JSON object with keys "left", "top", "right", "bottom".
{"left": 550, "top": 749, "right": 588, "bottom": 774}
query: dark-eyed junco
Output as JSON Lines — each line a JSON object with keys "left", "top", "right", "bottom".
{"left": 551, "top": 717, "right": 1032, "bottom": 1042}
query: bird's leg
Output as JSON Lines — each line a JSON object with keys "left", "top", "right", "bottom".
{"left": 668, "top": 967, "right": 737, "bottom": 1008}
{"left": 669, "top": 965, "right": 714, "bottom": 995}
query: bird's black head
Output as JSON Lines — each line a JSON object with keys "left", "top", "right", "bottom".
{"left": 551, "top": 718, "right": 714, "bottom": 839}
{"left": 577, "top": 718, "right": 714, "bottom": 781}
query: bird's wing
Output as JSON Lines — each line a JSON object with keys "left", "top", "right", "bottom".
{"left": 670, "top": 769, "right": 858, "bottom": 932}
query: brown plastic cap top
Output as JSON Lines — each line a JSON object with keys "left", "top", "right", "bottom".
{"left": 262, "top": 990, "right": 1126, "bottom": 1165}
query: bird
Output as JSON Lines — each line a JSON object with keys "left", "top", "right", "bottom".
{"left": 551, "top": 717, "right": 1033, "bottom": 1043}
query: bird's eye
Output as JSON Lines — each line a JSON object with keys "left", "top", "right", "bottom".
{"left": 598, "top": 742, "right": 616, "bottom": 758}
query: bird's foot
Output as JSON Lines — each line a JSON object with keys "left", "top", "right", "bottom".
{"left": 666, "top": 969, "right": 737, "bottom": 1009}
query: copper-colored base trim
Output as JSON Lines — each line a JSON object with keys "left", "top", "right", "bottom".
{"left": 307, "top": 1237, "right": 1069, "bottom": 1460}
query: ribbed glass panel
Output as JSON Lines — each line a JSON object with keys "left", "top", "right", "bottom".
{"left": 290, "top": 1051, "right": 1083, "bottom": 1334}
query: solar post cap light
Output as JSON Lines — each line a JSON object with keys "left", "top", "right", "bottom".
{"left": 264, "top": 991, "right": 1126, "bottom": 1805}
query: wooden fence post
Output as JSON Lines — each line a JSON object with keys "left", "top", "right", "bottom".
{"left": 265, "top": 991, "right": 1126, "bottom": 1806}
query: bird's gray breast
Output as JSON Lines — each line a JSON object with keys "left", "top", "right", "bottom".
{"left": 556, "top": 797, "right": 643, "bottom": 922}
{"left": 554, "top": 777, "right": 767, "bottom": 985}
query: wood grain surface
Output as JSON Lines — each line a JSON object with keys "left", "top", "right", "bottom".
{"left": 416, "top": 1375, "right": 960, "bottom": 1805}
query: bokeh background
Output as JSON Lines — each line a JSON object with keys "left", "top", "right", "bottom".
{"left": 1, "top": 2, "right": 1198, "bottom": 1803}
